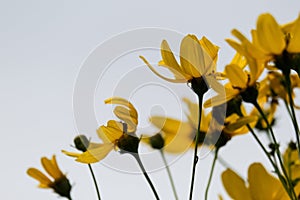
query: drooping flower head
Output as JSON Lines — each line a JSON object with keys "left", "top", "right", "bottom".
{"left": 27, "top": 155, "right": 72, "bottom": 200}
{"left": 63, "top": 97, "right": 140, "bottom": 164}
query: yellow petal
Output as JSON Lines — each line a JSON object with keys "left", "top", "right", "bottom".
{"left": 27, "top": 168, "right": 52, "bottom": 187}
{"left": 225, "top": 64, "right": 248, "bottom": 89}
{"left": 222, "top": 168, "right": 251, "bottom": 200}
{"left": 256, "top": 13, "right": 285, "bottom": 55}
{"left": 150, "top": 116, "right": 183, "bottom": 135}
{"left": 61, "top": 150, "right": 81, "bottom": 158}
{"left": 287, "top": 14, "right": 300, "bottom": 53}
{"left": 113, "top": 106, "right": 137, "bottom": 132}
{"left": 76, "top": 143, "right": 114, "bottom": 163}
{"left": 41, "top": 156, "right": 63, "bottom": 180}
{"left": 199, "top": 36, "right": 219, "bottom": 74}
{"left": 105, "top": 97, "right": 138, "bottom": 120}
{"left": 180, "top": 35, "right": 203, "bottom": 77}
{"left": 158, "top": 60, "right": 189, "bottom": 80}
{"left": 160, "top": 40, "right": 184, "bottom": 75}
{"left": 140, "top": 56, "right": 188, "bottom": 83}
{"left": 203, "top": 88, "right": 239, "bottom": 108}
{"left": 248, "top": 163, "right": 289, "bottom": 200}
{"left": 224, "top": 115, "right": 257, "bottom": 134}
{"left": 97, "top": 122, "right": 123, "bottom": 143}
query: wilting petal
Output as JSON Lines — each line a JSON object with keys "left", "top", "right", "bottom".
{"left": 222, "top": 168, "right": 251, "bottom": 200}
{"left": 113, "top": 106, "right": 137, "bottom": 132}
{"left": 256, "top": 13, "right": 285, "bottom": 55}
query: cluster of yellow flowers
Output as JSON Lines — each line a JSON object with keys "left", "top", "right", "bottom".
{"left": 27, "top": 13, "right": 300, "bottom": 200}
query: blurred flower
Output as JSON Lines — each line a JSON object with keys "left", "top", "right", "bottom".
{"left": 148, "top": 98, "right": 256, "bottom": 151}
{"left": 258, "top": 71, "right": 300, "bottom": 108}
{"left": 283, "top": 142, "right": 300, "bottom": 192}
{"left": 222, "top": 163, "right": 290, "bottom": 200}
{"left": 64, "top": 97, "right": 140, "bottom": 164}
{"left": 27, "top": 155, "right": 72, "bottom": 200}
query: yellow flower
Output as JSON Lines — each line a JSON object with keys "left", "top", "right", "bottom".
{"left": 64, "top": 97, "right": 140, "bottom": 164}
{"left": 258, "top": 71, "right": 300, "bottom": 108}
{"left": 140, "top": 35, "right": 219, "bottom": 83}
{"left": 283, "top": 142, "right": 300, "bottom": 192}
{"left": 204, "top": 53, "right": 263, "bottom": 107}
{"left": 227, "top": 13, "right": 300, "bottom": 74}
{"left": 27, "top": 155, "right": 72, "bottom": 199}
{"left": 250, "top": 100, "right": 277, "bottom": 131}
{"left": 222, "top": 163, "right": 290, "bottom": 200}
{"left": 256, "top": 13, "right": 300, "bottom": 54}
{"left": 149, "top": 98, "right": 256, "bottom": 150}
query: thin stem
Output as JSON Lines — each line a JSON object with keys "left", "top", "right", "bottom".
{"left": 189, "top": 95, "right": 203, "bottom": 200}
{"left": 160, "top": 150, "right": 178, "bottom": 200}
{"left": 132, "top": 154, "right": 160, "bottom": 200}
{"left": 88, "top": 164, "right": 101, "bottom": 200}
{"left": 204, "top": 148, "right": 219, "bottom": 200}
{"left": 254, "top": 102, "right": 297, "bottom": 200}
{"left": 285, "top": 75, "right": 300, "bottom": 155}
{"left": 246, "top": 125, "right": 289, "bottom": 192}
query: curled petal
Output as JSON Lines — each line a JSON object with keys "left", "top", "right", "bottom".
{"left": 140, "top": 56, "right": 188, "bottom": 83}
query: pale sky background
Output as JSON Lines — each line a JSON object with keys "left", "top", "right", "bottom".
{"left": 1, "top": 0, "right": 300, "bottom": 199}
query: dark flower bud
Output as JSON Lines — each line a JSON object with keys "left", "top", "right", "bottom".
{"left": 149, "top": 133, "right": 165, "bottom": 150}
{"left": 288, "top": 141, "right": 297, "bottom": 150}
{"left": 51, "top": 176, "right": 72, "bottom": 200}
{"left": 74, "top": 135, "right": 90, "bottom": 152}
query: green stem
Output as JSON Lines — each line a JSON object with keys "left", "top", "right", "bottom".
{"left": 253, "top": 102, "right": 297, "bottom": 200}
{"left": 204, "top": 148, "right": 219, "bottom": 200}
{"left": 246, "top": 125, "right": 290, "bottom": 194}
{"left": 189, "top": 95, "right": 203, "bottom": 200}
{"left": 160, "top": 150, "right": 178, "bottom": 200}
{"left": 285, "top": 75, "right": 300, "bottom": 155}
{"left": 88, "top": 164, "right": 101, "bottom": 200}
{"left": 132, "top": 154, "right": 160, "bottom": 200}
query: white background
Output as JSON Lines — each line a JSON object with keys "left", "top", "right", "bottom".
{"left": 1, "top": 0, "right": 300, "bottom": 199}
